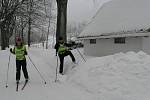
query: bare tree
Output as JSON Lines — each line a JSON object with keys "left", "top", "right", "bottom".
{"left": 14, "top": 0, "right": 49, "bottom": 46}
{"left": 44, "top": 0, "right": 54, "bottom": 49}
{"left": 0, "top": 0, "right": 26, "bottom": 50}
{"left": 0, "top": 0, "right": 56, "bottom": 49}
{"left": 26, "top": 0, "right": 55, "bottom": 47}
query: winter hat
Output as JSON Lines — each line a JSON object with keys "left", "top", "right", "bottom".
{"left": 59, "top": 37, "right": 63, "bottom": 41}
{"left": 16, "top": 37, "right": 22, "bottom": 42}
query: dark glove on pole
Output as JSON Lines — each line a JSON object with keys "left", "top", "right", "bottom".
{"left": 10, "top": 48, "right": 12, "bottom": 53}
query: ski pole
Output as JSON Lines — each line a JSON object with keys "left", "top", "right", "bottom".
{"left": 55, "top": 55, "right": 59, "bottom": 82}
{"left": 6, "top": 52, "right": 11, "bottom": 88}
{"left": 76, "top": 48, "right": 86, "bottom": 62}
{"left": 28, "top": 55, "right": 47, "bottom": 84}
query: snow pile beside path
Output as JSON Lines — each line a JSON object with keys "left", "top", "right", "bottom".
{"left": 70, "top": 51, "right": 150, "bottom": 100}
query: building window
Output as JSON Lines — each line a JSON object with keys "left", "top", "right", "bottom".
{"left": 114, "top": 37, "right": 125, "bottom": 44}
{"left": 90, "top": 39, "right": 96, "bottom": 44}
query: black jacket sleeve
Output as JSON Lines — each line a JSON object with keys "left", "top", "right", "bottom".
{"left": 65, "top": 42, "right": 77, "bottom": 50}
{"left": 10, "top": 48, "right": 15, "bottom": 54}
{"left": 24, "top": 51, "right": 27, "bottom": 55}
{"left": 64, "top": 43, "right": 72, "bottom": 47}
{"left": 23, "top": 45, "right": 27, "bottom": 55}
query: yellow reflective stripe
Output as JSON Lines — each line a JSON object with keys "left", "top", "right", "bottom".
{"left": 58, "top": 44, "right": 67, "bottom": 54}
{"left": 14, "top": 45, "right": 26, "bottom": 60}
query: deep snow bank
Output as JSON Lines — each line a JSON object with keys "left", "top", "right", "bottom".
{"left": 70, "top": 51, "right": 150, "bottom": 100}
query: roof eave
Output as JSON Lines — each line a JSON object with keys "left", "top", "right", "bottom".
{"left": 78, "top": 32, "right": 150, "bottom": 40}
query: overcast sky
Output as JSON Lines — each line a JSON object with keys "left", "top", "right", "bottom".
{"left": 67, "top": 0, "right": 111, "bottom": 23}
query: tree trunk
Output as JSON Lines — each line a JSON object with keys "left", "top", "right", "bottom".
{"left": 56, "top": 0, "right": 68, "bottom": 42}
{"left": 46, "top": 18, "right": 51, "bottom": 49}
{"left": 28, "top": 17, "right": 31, "bottom": 47}
{"left": 21, "top": 28, "right": 24, "bottom": 42}
{"left": 1, "top": 28, "right": 7, "bottom": 50}
{"left": 28, "top": 0, "right": 33, "bottom": 47}
{"left": 21, "top": 17, "right": 24, "bottom": 42}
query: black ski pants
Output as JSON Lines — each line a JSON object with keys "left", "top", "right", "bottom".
{"left": 58, "top": 51, "right": 75, "bottom": 74}
{"left": 16, "top": 60, "right": 29, "bottom": 81}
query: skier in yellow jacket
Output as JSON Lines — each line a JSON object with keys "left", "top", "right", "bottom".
{"left": 54, "top": 37, "right": 76, "bottom": 75}
{"left": 10, "top": 37, "right": 29, "bottom": 84}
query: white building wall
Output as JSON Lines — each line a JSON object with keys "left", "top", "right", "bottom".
{"left": 84, "top": 37, "right": 143, "bottom": 56}
{"left": 142, "top": 36, "right": 150, "bottom": 54}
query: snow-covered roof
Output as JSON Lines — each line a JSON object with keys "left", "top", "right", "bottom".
{"left": 79, "top": 0, "right": 150, "bottom": 39}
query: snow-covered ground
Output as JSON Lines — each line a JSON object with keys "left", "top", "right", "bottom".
{"left": 0, "top": 47, "right": 95, "bottom": 100}
{"left": 70, "top": 51, "right": 150, "bottom": 100}
{"left": 1, "top": 46, "right": 150, "bottom": 100}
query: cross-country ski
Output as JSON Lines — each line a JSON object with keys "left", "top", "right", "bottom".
{"left": 16, "top": 82, "right": 19, "bottom": 92}
{"left": 15, "top": 80, "right": 28, "bottom": 91}
{"left": 21, "top": 80, "right": 28, "bottom": 90}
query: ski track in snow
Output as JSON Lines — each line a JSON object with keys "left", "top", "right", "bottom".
{"left": 0, "top": 47, "right": 96, "bottom": 100}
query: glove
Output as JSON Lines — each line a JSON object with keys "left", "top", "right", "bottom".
{"left": 24, "top": 51, "right": 27, "bottom": 55}
{"left": 55, "top": 53, "right": 58, "bottom": 56}
{"left": 10, "top": 48, "right": 12, "bottom": 53}
{"left": 68, "top": 48, "right": 72, "bottom": 50}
